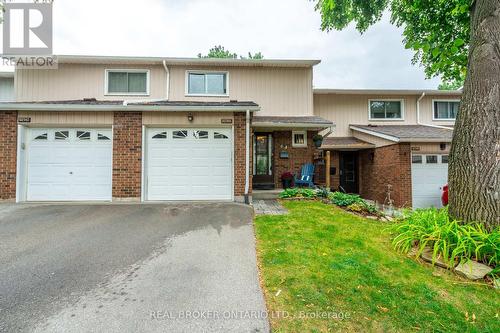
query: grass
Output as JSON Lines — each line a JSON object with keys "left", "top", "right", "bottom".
{"left": 255, "top": 201, "right": 500, "bottom": 332}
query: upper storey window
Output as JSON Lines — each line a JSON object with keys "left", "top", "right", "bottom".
{"left": 106, "top": 70, "right": 149, "bottom": 95}
{"left": 369, "top": 100, "right": 404, "bottom": 120}
{"left": 433, "top": 100, "right": 459, "bottom": 120}
{"left": 186, "top": 71, "right": 228, "bottom": 96}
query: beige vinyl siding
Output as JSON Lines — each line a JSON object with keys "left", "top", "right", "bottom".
{"left": 411, "top": 143, "right": 451, "bottom": 154}
{"left": 15, "top": 64, "right": 167, "bottom": 102}
{"left": 143, "top": 112, "right": 232, "bottom": 126}
{"left": 169, "top": 66, "right": 313, "bottom": 116}
{"left": 314, "top": 94, "right": 417, "bottom": 137}
{"left": 352, "top": 130, "right": 396, "bottom": 148}
{"left": 16, "top": 64, "right": 313, "bottom": 117}
{"left": 18, "top": 111, "right": 113, "bottom": 125}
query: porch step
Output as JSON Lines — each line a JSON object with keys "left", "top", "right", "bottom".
{"left": 253, "top": 183, "right": 275, "bottom": 190}
{"left": 252, "top": 189, "right": 282, "bottom": 200}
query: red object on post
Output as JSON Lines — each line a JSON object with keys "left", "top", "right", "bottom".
{"left": 442, "top": 184, "right": 449, "bottom": 206}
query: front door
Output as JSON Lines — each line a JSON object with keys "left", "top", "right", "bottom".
{"left": 253, "top": 133, "right": 274, "bottom": 188}
{"left": 340, "top": 152, "right": 358, "bottom": 194}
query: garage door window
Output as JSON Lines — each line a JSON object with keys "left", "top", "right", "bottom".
{"left": 98, "top": 133, "right": 111, "bottom": 141}
{"left": 214, "top": 132, "right": 229, "bottom": 139}
{"left": 152, "top": 132, "right": 167, "bottom": 139}
{"left": 426, "top": 155, "right": 438, "bottom": 164}
{"left": 441, "top": 155, "right": 449, "bottom": 164}
{"left": 77, "top": 131, "right": 91, "bottom": 140}
{"left": 173, "top": 130, "right": 188, "bottom": 139}
{"left": 55, "top": 131, "right": 69, "bottom": 140}
{"left": 193, "top": 130, "right": 209, "bottom": 139}
{"left": 412, "top": 155, "right": 423, "bottom": 164}
{"left": 34, "top": 133, "right": 48, "bottom": 140}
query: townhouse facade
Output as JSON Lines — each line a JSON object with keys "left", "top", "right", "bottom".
{"left": 0, "top": 56, "right": 461, "bottom": 208}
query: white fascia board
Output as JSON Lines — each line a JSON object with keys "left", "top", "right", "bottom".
{"left": 349, "top": 125, "right": 400, "bottom": 142}
{"left": 252, "top": 122, "right": 332, "bottom": 128}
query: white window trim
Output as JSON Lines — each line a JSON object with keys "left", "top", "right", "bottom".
{"left": 292, "top": 130, "right": 307, "bottom": 148}
{"left": 185, "top": 70, "right": 230, "bottom": 97}
{"left": 368, "top": 99, "right": 405, "bottom": 121}
{"left": 432, "top": 99, "right": 460, "bottom": 121}
{"left": 104, "top": 69, "right": 150, "bottom": 96}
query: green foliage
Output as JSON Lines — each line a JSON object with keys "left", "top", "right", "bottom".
{"left": 346, "top": 202, "right": 364, "bottom": 213}
{"left": 391, "top": 208, "right": 500, "bottom": 270}
{"left": 438, "top": 80, "right": 463, "bottom": 90}
{"left": 347, "top": 200, "right": 380, "bottom": 215}
{"left": 330, "top": 191, "right": 363, "bottom": 207}
{"left": 314, "top": 0, "right": 471, "bottom": 85}
{"left": 255, "top": 201, "right": 500, "bottom": 332}
{"left": 198, "top": 45, "right": 264, "bottom": 60}
{"left": 315, "top": 187, "right": 331, "bottom": 198}
{"left": 279, "top": 188, "right": 316, "bottom": 199}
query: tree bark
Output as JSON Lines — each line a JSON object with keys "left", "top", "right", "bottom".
{"left": 448, "top": 0, "right": 500, "bottom": 230}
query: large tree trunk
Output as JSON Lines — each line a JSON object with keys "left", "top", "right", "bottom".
{"left": 448, "top": 0, "right": 500, "bottom": 230}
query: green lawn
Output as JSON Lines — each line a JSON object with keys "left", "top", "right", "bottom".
{"left": 255, "top": 201, "right": 500, "bottom": 332}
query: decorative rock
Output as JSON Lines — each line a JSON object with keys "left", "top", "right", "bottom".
{"left": 366, "top": 216, "right": 378, "bottom": 220}
{"left": 420, "top": 247, "right": 453, "bottom": 269}
{"left": 493, "top": 279, "right": 500, "bottom": 289}
{"left": 385, "top": 216, "right": 394, "bottom": 222}
{"left": 454, "top": 260, "right": 493, "bottom": 280}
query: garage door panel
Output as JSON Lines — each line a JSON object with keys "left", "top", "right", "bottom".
{"left": 147, "top": 128, "right": 233, "bottom": 201}
{"left": 26, "top": 128, "right": 112, "bottom": 201}
{"left": 412, "top": 154, "right": 448, "bottom": 209}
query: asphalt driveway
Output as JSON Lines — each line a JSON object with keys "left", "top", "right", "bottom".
{"left": 0, "top": 203, "right": 269, "bottom": 333}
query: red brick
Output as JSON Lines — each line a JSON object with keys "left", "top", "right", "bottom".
{"left": 0, "top": 111, "right": 17, "bottom": 200}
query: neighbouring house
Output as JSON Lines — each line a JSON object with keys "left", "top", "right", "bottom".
{"left": 0, "top": 55, "right": 461, "bottom": 208}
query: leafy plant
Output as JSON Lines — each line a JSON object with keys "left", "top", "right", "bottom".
{"left": 315, "top": 187, "right": 331, "bottom": 198}
{"left": 347, "top": 202, "right": 365, "bottom": 213}
{"left": 390, "top": 208, "right": 500, "bottom": 271}
{"left": 330, "top": 192, "right": 363, "bottom": 207}
{"left": 279, "top": 188, "right": 316, "bottom": 199}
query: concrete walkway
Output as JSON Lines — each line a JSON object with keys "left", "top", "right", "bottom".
{"left": 253, "top": 200, "right": 288, "bottom": 215}
{"left": 0, "top": 203, "right": 269, "bottom": 333}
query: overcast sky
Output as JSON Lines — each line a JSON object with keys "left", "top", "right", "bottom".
{"left": 1, "top": 0, "right": 441, "bottom": 89}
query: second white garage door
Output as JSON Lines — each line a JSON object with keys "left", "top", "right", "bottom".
{"left": 411, "top": 154, "right": 449, "bottom": 208}
{"left": 146, "top": 128, "right": 233, "bottom": 201}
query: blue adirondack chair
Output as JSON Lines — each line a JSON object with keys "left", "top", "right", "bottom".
{"left": 294, "top": 163, "right": 315, "bottom": 188}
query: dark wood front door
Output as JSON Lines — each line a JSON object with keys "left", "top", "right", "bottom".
{"left": 340, "top": 152, "right": 358, "bottom": 194}
{"left": 253, "top": 133, "right": 274, "bottom": 187}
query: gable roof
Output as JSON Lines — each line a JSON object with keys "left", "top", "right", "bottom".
{"left": 350, "top": 125, "right": 454, "bottom": 142}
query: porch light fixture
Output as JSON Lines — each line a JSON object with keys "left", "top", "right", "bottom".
{"left": 187, "top": 113, "right": 194, "bottom": 122}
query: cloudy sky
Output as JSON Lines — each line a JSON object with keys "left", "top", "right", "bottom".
{"left": 1, "top": 0, "right": 441, "bottom": 89}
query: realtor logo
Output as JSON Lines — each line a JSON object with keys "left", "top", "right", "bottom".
{"left": 2, "top": 2, "right": 53, "bottom": 55}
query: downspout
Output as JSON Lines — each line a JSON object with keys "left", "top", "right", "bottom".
{"left": 122, "top": 61, "right": 170, "bottom": 106}
{"left": 162, "top": 60, "right": 170, "bottom": 101}
{"left": 416, "top": 92, "right": 425, "bottom": 124}
{"left": 244, "top": 110, "right": 250, "bottom": 204}
{"left": 417, "top": 91, "right": 454, "bottom": 130}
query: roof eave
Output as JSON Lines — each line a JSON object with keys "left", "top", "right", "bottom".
{"left": 0, "top": 103, "right": 261, "bottom": 112}
{"left": 252, "top": 122, "right": 333, "bottom": 129}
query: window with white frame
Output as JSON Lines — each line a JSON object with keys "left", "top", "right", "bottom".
{"left": 187, "top": 72, "right": 228, "bottom": 95}
{"left": 292, "top": 131, "right": 307, "bottom": 147}
{"left": 369, "top": 100, "right": 403, "bottom": 120}
{"left": 433, "top": 101, "right": 459, "bottom": 120}
{"left": 106, "top": 70, "right": 149, "bottom": 95}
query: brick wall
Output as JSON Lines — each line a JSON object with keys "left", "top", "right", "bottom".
{"left": 358, "top": 143, "right": 412, "bottom": 207}
{"left": 234, "top": 112, "right": 252, "bottom": 197}
{"left": 273, "top": 131, "right": 318, "bottom": 188}
{"left": 112, "top": 112, "right": 142, "bottom": 199}
{"left": 0, "top": 111, "right": 17, "bottom": 200}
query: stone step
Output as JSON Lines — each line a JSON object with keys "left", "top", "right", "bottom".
{"left": 252, "top": 189, "right": 282, "bottom": 200}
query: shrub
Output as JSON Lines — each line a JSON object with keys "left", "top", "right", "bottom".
{"left": 330, "top": 192, "right": 363, "bottom": 207}
{"left": 279, "top": 188, "right": 316, "bottom": 199}
{"left": 391, "top": 207, "right": 500, "bottom": 271}
{"left": 347, "top": 201, "right": 381, "bottom": 216}
{"left": 315, "top": 187, "right": 331, "bottom": 198}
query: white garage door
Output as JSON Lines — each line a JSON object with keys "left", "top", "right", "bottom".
{"left": 146, "top": 128, "right": 233, "bottom": 201}
{"left": 26, "top": 128, "right": 112, "bottom": 201}
{"left": 411, "top": 154, "right": 449, "bottom": 208}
